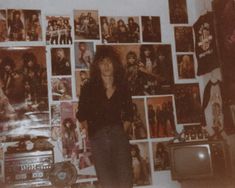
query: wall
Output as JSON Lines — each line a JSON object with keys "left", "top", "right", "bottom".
{"left": 1, "top": 0, "right": 233, "bottom": 188}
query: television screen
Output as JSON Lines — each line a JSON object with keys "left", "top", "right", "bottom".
{"left": 173, "top": 145, "right": 212, "bottom": 177}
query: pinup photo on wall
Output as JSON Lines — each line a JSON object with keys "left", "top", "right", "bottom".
{"left": 168, "top": 0, "right": 188, "bottom": 24}
{"left": 74, "top": 10, "right": 100, "bottom": 40}
{"left": 0, "top": 10, "right": 8, "bottom": 42}
{"left": 75, "top": 69, "right": 90, "bottom": 98}
{"left": 141, "top": 16, "right": 161, "bottom": 42}
{"left": 147, "top": 95, "right": 176, "bottom": 138}
{"left": 100, "top": 16, "right": 140, "bottom": 43}
{"left": 0, "top": 46, "right": 49, "bottom": 141}
{"left": 51, "top": 77, "right": 72, "bottom": 101}
{"left": 46, "top": 15, "right": 73, "bottom": 45}
{"left": 130, "top": 142, "right": 152, "bottom": 186}
{"left": 107, "top": 44, "right": 174, "bottom": 96}
{"left": 51, "top": 47, "right": 72, "bottom": 76}
{"left": 71, "top": 102, "right": 96, "bottom": 179}
{"left": 5, "top": 9, "right": 42, "bottom": 42}
{"left": 174, "top": 83, "right": 202, "bottom": 124}
{"left": 7, "top": 9, "right": 26, "bottom": 41}
{"left": 125, "top": 98, "right": 147, "bottom": 140}
{"left": 174, "top": 26, "right": 194, "bottom": 52}
{"left": 176, "top": 54, "right": 196, "bottom": 79}
{"left": 74, "top": 42, "right": 94, "bottom": 69}
{"left": 152, "top": 141, "right": 170, "bottom": 171}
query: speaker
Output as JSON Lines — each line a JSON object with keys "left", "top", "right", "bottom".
{"left": 49, "top": 161, "right": 77, "bottom": 187}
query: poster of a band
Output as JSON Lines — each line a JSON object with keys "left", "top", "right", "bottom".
{"left": 0, "top": 46, "right": 49, "bottom": 141}
{"left": 0, "top": 9, "right": 42, "bottom": 42}
{"left": 105, "top": 44, "right": 174, "bottom": 96}
{"left": 46, "top": 15, "right": 73, "bottom": 45}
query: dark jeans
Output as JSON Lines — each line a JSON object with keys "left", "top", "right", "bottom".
{"left": 90, "top": 125, "right": 133, "bottom": 188}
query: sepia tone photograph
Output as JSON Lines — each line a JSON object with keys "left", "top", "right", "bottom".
{"left": 168, "top": 0, "right": 188, "bottom": 24}
{"left": 60, "top": 102, "right": 78, "bottom": 158}
{"left": 1, "top": 9, "right": 42, "bottom": 42}
{"left": 7, "top": 9, "right": 25, "bottom": 41}
{"left": 174, "top": 83, "right": 202, "bottom": 124}
{"left": 125, "top": 98, "right": 147, "bottom": 140}
{"left": 176, "top": 54, "right": 195, "bottom": 79}
{"left": 63, "top": 102, "right": 96, "bottom": 179}
{"left": 98, "top": 44, "right": 174, "bottom": 96}
{"left": 183, "top": 124, "right": 205, "bottom": 141}
{"left": 74, "top": 10, "right": 100, "bottom": 40}
{"left": 147, "top": 95, "right": 176, "bottom": 138}
{"left": 100, "top": 16, "right": 140, "bottom": 43}
{"left": 152, "top": 141, "right": 170, "bottom": 171}
{"left": 51, "top": 77, "right": 72, "bottom": 101}
{"left": 174, "top": 26, "right": 194, "bottom": 52}
{"left": 130, "top": 142, "right": 152, "bottom": 186}
{"left": 75, "top": 69, "right": 90, "bottom": 98}
{"left": 74, "top": 42, "right": 94, "bottom": 69}
{"left": 0, "top": 10, "right": 7, "bottom": 42}
{"left": 0, "top": 46, "right": 49, "bottom": 141}
{"left": 51, "top": 47, "right": 71, "bottom": 76}
{"left": 23, "top": 10, "right": 42, "bottom": 41}
{"left": 141, "top": 16, "right": 161, "bottom": 42}
{"left": 46, "top": 15, "right": 73, "bottom": 45}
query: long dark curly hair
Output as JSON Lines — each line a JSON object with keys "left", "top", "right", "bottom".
{"left": 140, "top": 45, "right": 155, "bottom": 65}
{"left": 89, "top": 45, "right": 126, "bottom": 90}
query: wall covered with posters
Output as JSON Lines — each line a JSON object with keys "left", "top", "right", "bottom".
{"left": 0, "top": 0, "right": 234, "bottom": 188}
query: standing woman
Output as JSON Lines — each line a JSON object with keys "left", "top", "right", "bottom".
{"left": 77, "top": 46, "right": 133, "bottom": 188}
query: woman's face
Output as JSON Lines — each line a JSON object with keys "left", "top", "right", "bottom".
{"left": 127, "top": 55, "right": 136, "bottom": 65}
{"left": 144, "top": 48, "right": 151, "bottom": 57}
{"left": 98, "top": 58, "right": 114, "bottom": 77}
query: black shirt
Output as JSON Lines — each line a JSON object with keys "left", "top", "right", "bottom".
{"left": 76, "top": 81, "right": 133, "bottom": 137}
{"left": 193, "top": 12, "right": 219, "bottom": 76}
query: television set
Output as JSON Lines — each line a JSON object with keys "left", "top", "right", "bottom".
{"left": 168, "top": 140, "right": 230, "bottom": 180}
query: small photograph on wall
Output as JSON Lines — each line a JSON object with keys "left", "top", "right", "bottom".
{"left": 0, "top": 10, "right": 7, "bottom": 42}
{"left": 168, "top": 0, "right": 188, "bottom": 24}
{"left": 74, "top": 10, "right": 100, "bottom": 40}
{"left": 174, "top": 83, "right": 202, "bottom": 124}
{"left": 70, "top": 102, "right": 96, "bottom": 179}
{"left": 51, "top": 103, "right": 61, "bottom": 127}
{"left": 130, "top": 142, "right": 152, "bottom": 186}
{"left": 176, "top": 54, "right": 195, "bottom": 79}
{"left": 147, "top": 95, "right": 176, "bottom": 138}
{"left": 51, "top": 77, "right": 72, "bottom": 101}
{"left": 174, "top": 26, "right": 194, "bottom": 52}
{"left": 75, "top": 69, "right": 90, "bottom": 98}
{"left": 51, "top": 47, "right": 71, "bottom": 76}
{"left": 46, "top": 15, "right": 73, "bottom": 45}
{"left": 23, "top": 10, "right": 42, "bottom": 41}
{"left": 126, "top": 98, "right": 147, "bottom": 140}
{"left": 7, "top": 9, "right": 25, "bottom": 41}
{"left": 152, "top": 141, "right": 170, "bottom": 171}
{"left": 141, "top": 16, "right": 161, "bottom": 42}
{"left": 100, "top": 16, "right": 140, "bottom": 43}
{"left": 60, "top": 102, "right": 78, "bottom": 159}
{"left": 101, "top": 44, "right": 174, "bottom": 96}
{"left": 74, "top": 42, "right": 94, "bottom": 69}
{"left": 183, "top": 124, "right": 205, "bottom": 141}
{"left": 0, "top": 46, "right": 49, "bottom": 141}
